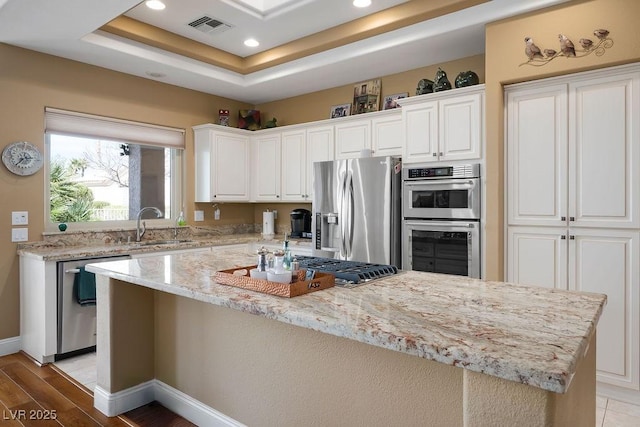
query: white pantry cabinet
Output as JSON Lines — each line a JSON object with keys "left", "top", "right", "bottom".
{"left": 399, "top": 85, "right": 483, "bottom": 164}
{"left": 505, "top": 64, "right": 640, "bottom": 397}
{"left": 251, "top": 131, "right": 282, "bottom": 201}
{"left": 506, "top": 71, "right": 640, "bottom": 229}
{"left": 194, "top": 124, "right": 250, "bottom": 202}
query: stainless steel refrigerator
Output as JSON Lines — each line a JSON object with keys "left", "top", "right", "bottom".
{"left": 312, "top": 156, "right": 402, "bottom": 267}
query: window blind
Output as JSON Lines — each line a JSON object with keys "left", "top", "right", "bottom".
{"left": 45, "top": 107, "right": 185, "bottom": 149}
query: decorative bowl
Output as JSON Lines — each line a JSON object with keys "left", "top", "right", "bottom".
{"left": 267, "top": 270, "right": 292, "bottom": 284}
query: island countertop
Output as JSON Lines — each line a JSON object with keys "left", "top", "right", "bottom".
{"left": 86, "top": 246, "right": 606, "bottom": 394}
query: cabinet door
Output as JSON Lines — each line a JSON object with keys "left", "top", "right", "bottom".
{"left": 402, "top": 102, "right": 437, "bottom": 163}
{"left": 570, "top": 72, "right": 640, "bottom": 228}
{"left": 506, "top": 84, "right": 568, "bottom": 226}
{"left": 372, "top": 113, "right": 403, "bottom": 156}
{"left": 507, "top": 226, "right": 567, "bottom": 290}
{"left": 194, "top": 128, "right": 214, "bottom": 202}
{"left": 569, "top": 229, "right": 639, "bottom": 390}
{"left": 213, "top": 132, "right": 250, "bottom": 201}
{"left": 252, "top": 133, "right": 281, "bottom": 201}
{"left": 306, "top": 125, "right": 334, "bottom": 201}
{"left": 334, "top": 119, "right": 370, "bottom": 159}
{"left": 281, "top": 130, "right": 306, "bottom": 202}
{"left": 438, "top": 93, "right": 482, "bottom": 161}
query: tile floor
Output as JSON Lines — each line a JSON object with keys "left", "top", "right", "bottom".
{"left": 55, "top": 352, "right": 640, "bottom": 426}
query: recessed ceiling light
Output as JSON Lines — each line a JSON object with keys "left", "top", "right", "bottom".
{"left": 244, "top": 38, "right": 260, "bottom": 47}
{"left": 353, "top": 0, "right": 372, "bottom": 7}
{"left": 145, "top": 0, "right": 166, "bottom": 11}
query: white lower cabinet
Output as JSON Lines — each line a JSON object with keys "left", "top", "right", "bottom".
{"left": 507, "top": 226, "right": 640, "bottom": 391}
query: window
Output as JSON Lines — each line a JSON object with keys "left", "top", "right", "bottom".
{"left": 45, "top": 108, "right": 185, "bottom": 231}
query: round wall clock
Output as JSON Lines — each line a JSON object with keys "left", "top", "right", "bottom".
{"left": 2, "top": 141, "right": 44, "bottom": 176}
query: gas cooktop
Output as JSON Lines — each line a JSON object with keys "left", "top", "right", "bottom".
{"left": 294, "top": 256, "right": 399, "bottom": 287}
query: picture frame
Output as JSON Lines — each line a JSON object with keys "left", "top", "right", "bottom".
{"left": 330, "top": 103, "right": 352, "bottom": 119}
{"left": 382, "top": 92, "right": 409, "bottom": 110}
{"left": 352, "top": 79, "right": 381, "bottom": 115}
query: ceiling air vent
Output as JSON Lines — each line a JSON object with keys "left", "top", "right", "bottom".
{"left": 188, "top": 16, "right": 233, "bottom": 35}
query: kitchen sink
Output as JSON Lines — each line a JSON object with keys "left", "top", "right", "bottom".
{"left": 135, "top": 239, "right": 193, "bottom": 246}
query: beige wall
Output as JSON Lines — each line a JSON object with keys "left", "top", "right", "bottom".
{"left": 0, "top": 43, "right": 251, "bottom": 340}
{"left": 484, "top": 0, "right": 640, "bottom": 280}
{"left": 256, "top": 54, "right": 485, "bottom": 125}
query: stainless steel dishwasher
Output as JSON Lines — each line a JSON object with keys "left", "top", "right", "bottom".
{"left": 56, "top": 255, "right": 130, "bottom": 360}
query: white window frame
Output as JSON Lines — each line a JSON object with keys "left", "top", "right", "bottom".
{"left": 44, "top": 108, "right": 185, "bottom": 232}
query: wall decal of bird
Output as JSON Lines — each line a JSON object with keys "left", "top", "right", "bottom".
{"left": 524, "top": 37, "right": 544, "bottom": 60}
{"left": 593, "top": 29, "right": 610, "bottom": 40}
{"left": 579, "top": 38, "right": 594, "bottom": 50}
{"left": 520, "top": 29, "right": 612, "bottom": 67}
{"left": 559, "top": 34, "right": 576, "bottom": 57}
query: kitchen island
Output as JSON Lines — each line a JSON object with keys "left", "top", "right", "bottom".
{"left": 87, "top": 246, "right": 606, "bottom": 426}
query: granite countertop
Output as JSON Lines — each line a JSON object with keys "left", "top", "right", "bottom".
{"left": 86, "top": 247, "right": 606, "bottom": 394}
{"left": 17, "top": 233, "right": 312, "bottom": 261}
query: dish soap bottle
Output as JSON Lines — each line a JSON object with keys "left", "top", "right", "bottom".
{"left": 283, "top": 233, "right": 292, "bottom": 270}
{"left": 177, "top": 210, "right": 186, "bottom": 227}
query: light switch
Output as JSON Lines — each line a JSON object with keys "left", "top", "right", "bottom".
{"left": 11, "top": 211, "right": 28, "bottom": 225}
{"left": 194, "top": 210, "right": 204, "bottom": 221}
{"left": 11, "top": 228, "right": 28, "bottom": 242}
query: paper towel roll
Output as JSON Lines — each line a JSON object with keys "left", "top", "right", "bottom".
{"left": 262, "top": 211, "right": 275, "bottom": 238}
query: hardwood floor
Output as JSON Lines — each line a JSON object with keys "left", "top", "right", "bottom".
{"left": 0, "top": 352, "right": 195, "bottom": 426}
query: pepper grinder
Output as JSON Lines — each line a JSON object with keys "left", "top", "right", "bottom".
{"left": 257, "top": 246, "right": 269, "bottom": 272}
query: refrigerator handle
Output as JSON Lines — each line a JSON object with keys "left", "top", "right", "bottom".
{"left": 339, "top": 172, "right": 348, "bottom": 258}
{"left": 346, "top": 170, "right": 355, "bottom": 258}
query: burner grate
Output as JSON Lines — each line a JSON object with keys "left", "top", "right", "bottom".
{"left": 295, "top": 256, "right": 398, "bottom": 285}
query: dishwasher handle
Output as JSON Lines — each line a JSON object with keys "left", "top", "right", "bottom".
{"left": 65, "top": 268, "right": 81, "bottom": 274}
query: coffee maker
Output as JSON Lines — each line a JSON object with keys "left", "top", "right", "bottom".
{"left": 290, "top": 208, "right": 312, "bottom": 239}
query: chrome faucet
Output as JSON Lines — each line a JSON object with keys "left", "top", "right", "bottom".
{"left": 136, "top": 206, "right": 163, "bottom": 242}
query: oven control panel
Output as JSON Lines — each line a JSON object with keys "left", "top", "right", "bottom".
{"left": 403, "top": 164, "right": 480, "bottom": 180}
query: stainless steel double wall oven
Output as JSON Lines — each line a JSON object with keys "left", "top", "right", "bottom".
{"left": 402, "top": 164, "right": 481, "bottom": 278}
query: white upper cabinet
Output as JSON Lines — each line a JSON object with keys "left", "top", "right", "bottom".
{"left": 371, "top": 111, "right": 403, "bottom": 157}
{"left": 281, "top": 129, "right": 306, "bottom": 201}
{"left": 506, "top": 70, "right": 640, "bottom": 229}
{"left": 194, "top": 125, "right": 250, "bottom": 202}
{"left": 400, "top": 85, "right": 484, "bottom": 164}
{"left": 252, "top": 132, "right": 282, "bottom": 201}
{"left": 334, "top": 118, "right": 371, "bottom": 159}
{"left": 304, "top": 125, "right": 334, "bottom": 201}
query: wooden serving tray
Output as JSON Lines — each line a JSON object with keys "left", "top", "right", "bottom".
{"left": 215, "top": 265, "right": 335, "bottom": 298}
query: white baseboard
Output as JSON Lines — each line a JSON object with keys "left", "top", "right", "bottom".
{"left": 94, "top": 380, "right": 245, "bottom": 426}
{"left": 154, "top": 380, "right": 246, "bottom": 427}
{"left": 94, "top": 381, "right": 155, "bottom": 417}
{"left": 0, "top": 336, "right": 21, "bottom": 357}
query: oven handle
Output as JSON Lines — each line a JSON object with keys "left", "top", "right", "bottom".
{"left": 403, "top": 220, "right": 478, "bottom": 231}
{"left": 404, "top": 179, "right": 476, "bottom": 188}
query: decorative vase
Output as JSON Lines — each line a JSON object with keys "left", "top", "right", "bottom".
{"left": 454, "top": 71, "right": 480, "bottom": 88}
{"left": 433, "top": 68, "right": 452, "bottom": 92}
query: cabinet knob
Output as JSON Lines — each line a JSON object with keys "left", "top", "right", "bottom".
{"left": 569, "top": 235, "right": 575, "bottom": 240}
{"left": 213, "top": 195, "right": 216, "bottom": 198}
{"left": 432, "top": 153, "right": 437, "bottom": 157}
{"left": 569, "top": 217, "right": 575, "bottom": 222}
{"left": 561, "top": 216, "right": 566, "bottom": 221}
{"left": 561, "top": 235, "right": 566, "bottom": 240}
{"left": 276, "top": 195, "right": 280, "bottom": 198}
{"left": 439, "top": 152, "right": 443, "bottom": 156}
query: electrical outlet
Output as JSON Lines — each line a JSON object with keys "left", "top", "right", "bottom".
{"left": 214, "top": 208, "right": 221, "bottom": 220}
{"left": 273, "top": 210, "right": 277, "bottom": 219}
{"left": 194, "top": 210, "right": 204, "bottom": 221}
{"left": 11, "top": 211, "right": 28, "bottom": 225}
{"left": 11, "top": 228, "right": 28, "bottom": 242}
